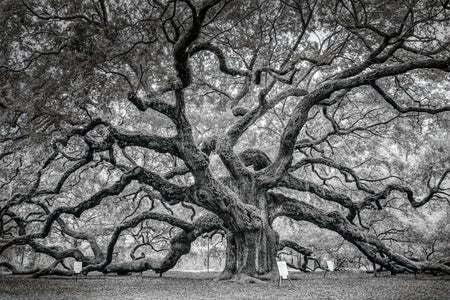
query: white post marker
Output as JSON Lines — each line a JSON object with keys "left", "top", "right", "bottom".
{"left": 324, "top": 260, "right": 336, "bottom": 278}
{"left": 74, "top": 261, "right": 82, "bottom": 281}
{"left": 276, "top": 261, "right": 293, "bottom": 287}
{"left": 326, "top": 260, "right": 335, "bottom": 272}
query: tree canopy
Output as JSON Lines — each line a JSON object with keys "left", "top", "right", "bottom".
{"left": 1, "top": 0, "right": 450, "bottom": 281}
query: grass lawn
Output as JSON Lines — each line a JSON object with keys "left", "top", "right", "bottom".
{"left": 1, "top": 271, "right": 449, "bottom": 299}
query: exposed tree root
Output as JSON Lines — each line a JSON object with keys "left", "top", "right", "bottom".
{"left": 229, "top": 273, "right": 269, "bottom": 284}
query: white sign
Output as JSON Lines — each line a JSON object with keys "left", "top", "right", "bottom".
{"left": 277, "top": 261, "right": 289, "bottom": 279}
{"left": 74, "top": 261, "right": 83, "bottom": 274}
{"left": 307, "top": 259, "right": 315, "bottom": 270}
{"left": 326, "top": 260, "right": 335, "bottom": 272}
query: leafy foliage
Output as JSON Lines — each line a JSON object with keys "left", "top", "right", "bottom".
{"left": 1, "top": 0, "right": 450, "bottom": 280}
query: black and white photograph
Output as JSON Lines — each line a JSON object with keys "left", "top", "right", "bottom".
{"left": 1, "top": 0, "right": 450, "bottom": 299}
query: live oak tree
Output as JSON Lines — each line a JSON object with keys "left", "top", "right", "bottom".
{"left": 1, "top": 0, "right": 450, "bottom": 281}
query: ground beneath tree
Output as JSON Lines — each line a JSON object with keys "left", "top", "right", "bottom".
{"left": 1, "top": 271, "right": 449, "bottom": 300}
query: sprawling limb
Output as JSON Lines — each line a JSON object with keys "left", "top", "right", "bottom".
{"left": 278, "top": 239, "right": 313, "bottom": 272}
{"left": 2, "top": 198, "right": 222, "bottom": 277}
{"left": 81, "top": 210, "right": 195, "bottom": 273}
{"left": 0, "top": 261, "right": 40, "bottom": 275}
{"left": 0, "top": 164, "right": 195, "bottom": 254}
{"left": 278, "top": 239, "right": 313, "bottom": 257}
{"left": 279, "top": 173, "right": 358, "bottom": 220}
{"left": 264, "top": 56, "right": 450, "bottom": 183}
{"left": 94, "top": 214, "right": 223, "bottom": 275}
{"left": 270, "top": 192, "right": 450, "bottom": 274}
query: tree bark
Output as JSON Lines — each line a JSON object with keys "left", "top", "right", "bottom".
{"left": 219, "top": 222, "right": 279, "bottom": 281}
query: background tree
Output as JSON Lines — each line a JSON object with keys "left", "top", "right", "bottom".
{"left": 1, "top": 0, "right": 450, "bottom": 282}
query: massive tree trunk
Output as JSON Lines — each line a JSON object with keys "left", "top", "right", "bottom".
{"left": 216, "top": 173, "right": 280, "bottom": 281}
{"left": 220, "top": 223, "right": 279, "bottom": 281}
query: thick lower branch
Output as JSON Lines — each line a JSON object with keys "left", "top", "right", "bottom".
{"left": 0, "top": 261, "right": 40, "bottom": 275}
{"left": 278, "top": 173, "right": 358, "bottom": 220}
{"left": 270, "top": 191, "right": 450, "bottom": 274}
{"left": 102, "top": 214, "right": 223, "bottom": 275}
{"left": 278, "top": 239, "right": 313, "bottom": 256}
